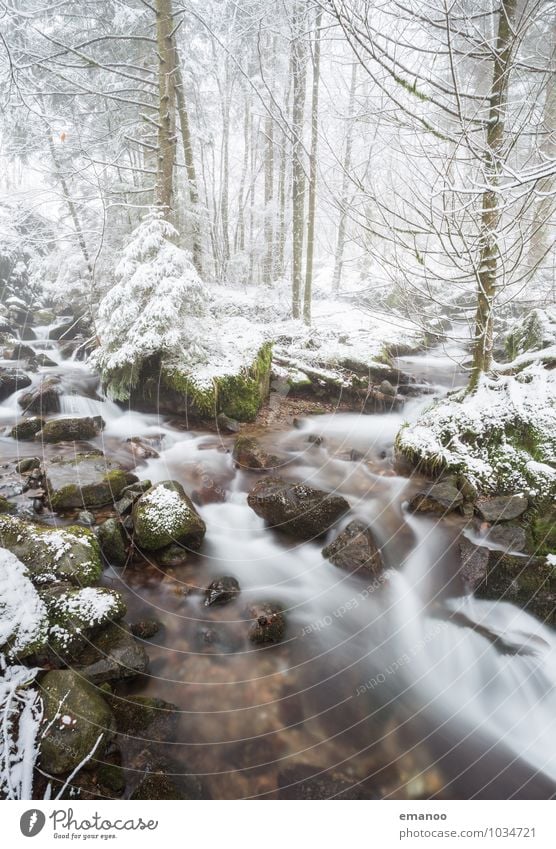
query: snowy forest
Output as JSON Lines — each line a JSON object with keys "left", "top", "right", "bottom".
{"left": 0, "top": 0, "right": 555, "bottom": 803}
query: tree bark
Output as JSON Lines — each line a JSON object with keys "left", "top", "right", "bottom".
{"left": 332, "top": 62, "right": 357, "bottom": 294}
{"left": 291, "top": 1, "right": 307, "bottom": 319}
{"left": 303, "top": 9, "right": 322, "bottom": 325}
{"left": 470, "top": 0, "right": 519, "bottom": 388}
{"left": 173, "top": 52, "right": 203, "bottom": 275}
{"left": 154, "top": 0, "right": 177, "bottom": 217}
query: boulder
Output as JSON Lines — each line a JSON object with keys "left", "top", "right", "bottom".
{"left": 247, "top": 476, "right": 349, "bottom": 540}
{"left": 75, "top": 624, "right": 148, "bottom": 684}
{"left": 18, "top": 376, "right": 62, "bottom": 414}
{"left": 10, "top": 417, "right": 45, "bottom": 440}
{"left": 232, "top": 436, "right": 281, "bottom": 470}
{"left": 217, "top": 413, "right": 241, "bottom": 433}
{"left": 15, "top": 456, "right": 42, "bottom": 473}
{"left": 10, "top": 343, "right": 35, "bottom": 361}
{"left": 34, "top": 353, "right": 58, "bottom": 368}
{"left": 36, "top": 416, "right": 104, "bottom": 443}
{"left": 246, "top": 602, "right": 285, "bottom": 644}
{"left": 132, "top": 480, "right": 206, "bottom": 551}
{"left": 0, "top": 368, "right": 32, "bottom": 401}
{"left": 408, "top": 481, "right": 464, "bottom": 515}
{"left": 322, "top": 520, "right": 384, "bottom": 576}
{"left": 46, "top": 453, "right": 138, "bottom": 511}
{"left": 460, "top": 538, "right": 555, "bottom": 624}
{"left": 205, "top": 576, "right": 240, "bottom": 607}
{"left": 49, "top": 316, "right": 92, "bottom": 341}
{"left": 110, "top": 695, "right": 178, "bottom": 739}
{"left": 0, "top": 515, "right": 103, "bottom": 585}
{"left": 40, "top": 583, "right": 126, "bottom": 658}
{"left": 97, "top": 517, "right": 128, "bottom": 566}
{"left": 476, "top": 494, "right": 528, "bottom": 523}
{"left": 0, "top": 495, "right": 16, "bottom": 514}
{"left": 39, "top": 670, "right": 115, "bottom": 775}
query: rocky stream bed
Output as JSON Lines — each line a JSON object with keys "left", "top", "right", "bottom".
{"left": 0, "top": 318, "right": 555, "bottom": 800}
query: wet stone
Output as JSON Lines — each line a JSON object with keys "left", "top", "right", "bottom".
{"left": 322, "top": 520, "right": 384, "bottom": 576}
{"left": 10, "top": 417, "right": 45, "bottom": 441}
{"left": 205, "top": 575, "right": 240, "bottom": 607}
{"left": 247, "top": 476, "right": 350, "bottom": 540}
{"left": 277, "top": 764, "right": 365, "bottom": 800}
{"left": 247, "top": 602, "right": 286, "bottom": 644}
{"left": 476, "top": 494, "right": 529, "bottom": 523}
{"left": 408, "top": 482, "right": 464, "bottom": 515}
{"left": 130, "top": 619, "right": 161, "bottom": 640}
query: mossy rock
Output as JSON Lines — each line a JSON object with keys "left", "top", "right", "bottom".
{"left": 39, "top": 670, "right": 115, "bottom": 775}
{"left": 46, "top": 454, "right": 138, "bottom": 511}
{"left": 0, "top": 368, "right": 32, "bottom": 402}
{"left": 40, "top": 583, "right": 126, "bottom": 658}
{"left": 97, "top": 517, "right": 128, "bottom": 566}
{"left": 132, "top": 480, "right": 206, "bottom": 551}
{"left": 10, "top": 417, "right": 45, "bottom": 440}
{"left": 73, "top": 623, "right": 148, "bottom": 683}
{"left": 110, "top": 695, "right": 178, "bottom": 737}
{"left": 0, "top": 495, "right": 16, "bottom": 514}
{"left": 37, "top": 416, "right": 104, "bottom": 444}
{"left": 0, "top": 515, "right": 103, "bottom": 585}
{"left": 529, "top": 505, "right": 556, "bottom": 557}
{"left": 130, "top": 772, "right": 187, "bottom": 800}
{"left": 162, "top": 342, "right": 272, "bottom": 422}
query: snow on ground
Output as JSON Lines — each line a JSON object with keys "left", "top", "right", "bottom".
{"left": 0, "top": 549, "right": 44, "bottom": 800}
{"left": 0, "top": 659, "right": 42, "bottom": 800}
{"left": 397, "top": 361, "right": 556, "bottom": 496}
{"left": 0, "top": 549, "right": 48, "bottom": 658}
{"left": 208, "top": 283, "right": 421, "bottom": 381}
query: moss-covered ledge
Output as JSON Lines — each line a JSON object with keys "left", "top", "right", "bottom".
{"left": 128, "top": 341, "right": 273, "bottom": 422}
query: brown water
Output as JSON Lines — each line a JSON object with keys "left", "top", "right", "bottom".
{"left": 2, "top": 328, "right": 556, "bottom": 800}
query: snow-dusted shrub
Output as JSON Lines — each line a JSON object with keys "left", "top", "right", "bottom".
{"left": 396, "top": 362, "right": 556, "bottom": 498}
{"left": 92, "top": 212, "right": 208, "bottom": 399}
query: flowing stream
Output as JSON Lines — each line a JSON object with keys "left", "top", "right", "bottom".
{"left": 2, "top": 328, "right": 556, "bottom": 799}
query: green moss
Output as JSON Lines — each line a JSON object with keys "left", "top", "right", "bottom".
{"left": 0, "top": 516, "right": 103, "bottom": 585}
{"left": 163, "top": 342, "right": 272, "bottom": 422}
{"left": 0, "top": 495, "right": 16, "bottom": 514}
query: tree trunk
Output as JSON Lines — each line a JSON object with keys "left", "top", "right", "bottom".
{"left": 262, "top": 36, "right": 277, "bottom": 284}
{"left": 291, "top": 2, "right": 307, "bottom": 319}
{"left": 154, "top": 0, "right": 177, "bottom": 217}
{"left": 470, "top": 0, "right": 519, "bottom": 388}
{"left": 332, "top": 62, "right": 357, "bottom": 294}
{"left": 173, "top": 51, "right": 203, "bottom": 275}
{"left": 303, "top": 9, "right": 322, "bottom": 325}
